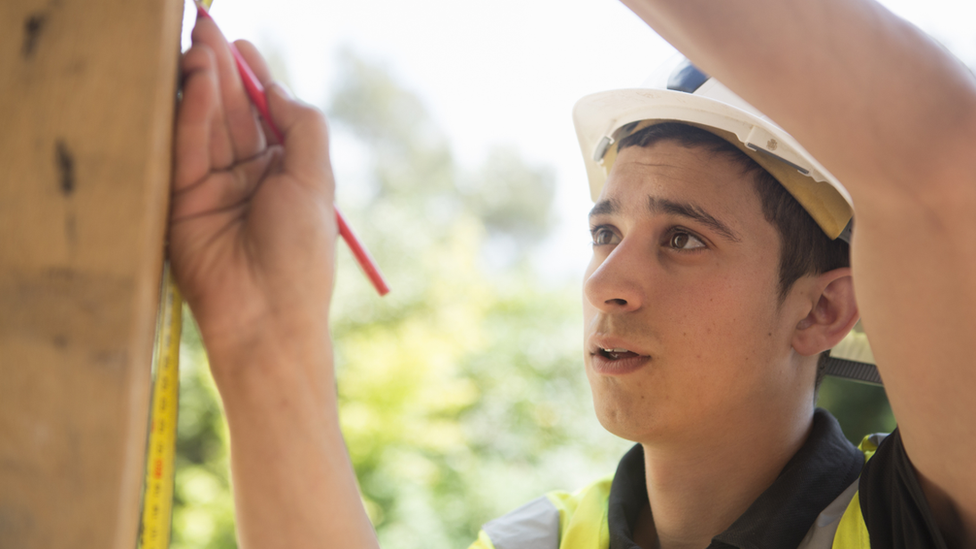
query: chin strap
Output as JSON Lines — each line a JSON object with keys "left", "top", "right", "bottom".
{"left": 822, "top": 356, "right": 882, "bottom": 386}
{"left": 824, "top": 331, "right": 882, "bottom": 386}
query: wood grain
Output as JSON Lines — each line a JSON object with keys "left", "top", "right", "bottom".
{"left": 0, "top": 0, "right": 183, "bottom": 546}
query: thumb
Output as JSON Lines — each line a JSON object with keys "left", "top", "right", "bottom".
{"left": 266, "top": 82, "right": 334, "bottom": 198}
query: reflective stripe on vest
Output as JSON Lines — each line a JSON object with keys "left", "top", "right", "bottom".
{"left": 797, "top": 478, "right": 860, "bottom": 548}
{"left": 481, "top": 496, "right": 561, "bottom": 549}
{"left": 475, "top": 478, "right": 611, "bottom": 549}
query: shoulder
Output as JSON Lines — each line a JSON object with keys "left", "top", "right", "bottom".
{"left": 803, "top": 430, "right": 950, "bottom": 549}
{"left": 829, "top": 430, "right": 951, "bottom": 549}
{"left": 470, "top": 477, "right": 613, "bottom": 549}
{"left": 854, "top": 428, "right": 951, "bottom": 548}
{"left": 824, "top": 433, "right": 888, "bottom": 549}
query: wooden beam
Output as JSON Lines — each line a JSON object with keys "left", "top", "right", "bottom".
{"left": 0, "top": 0, "right": 183, "bottom": 547}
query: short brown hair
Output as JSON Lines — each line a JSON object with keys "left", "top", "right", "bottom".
{"left": 616, "top": 122, "right": 850, "bottom": 299}
{"left": 617, "top": 122, "right": 850, "bottom": 392}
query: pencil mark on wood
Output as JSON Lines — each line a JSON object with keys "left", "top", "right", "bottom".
{"left": 22, "top": 13, "right": 47, "bottom": 59}
{"left": 55, "top": 140, "right": 74, "bottom": 196}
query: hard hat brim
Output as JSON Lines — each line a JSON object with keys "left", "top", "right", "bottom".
{"left": 573, "top": 88, "right": 854, "bottom": 240}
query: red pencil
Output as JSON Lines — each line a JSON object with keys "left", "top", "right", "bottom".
{"left": 195, "top": 1, "right": 390, "bottom": 296}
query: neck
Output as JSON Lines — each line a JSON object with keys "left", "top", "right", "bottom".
{"left": 639, "top": 408, "right": 814, "bottom": 549}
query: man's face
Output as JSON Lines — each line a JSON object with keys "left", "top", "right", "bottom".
{"left": 583, "top": 141, "right": 812, "bottom": 445}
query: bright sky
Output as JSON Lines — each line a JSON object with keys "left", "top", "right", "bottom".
{"left": 182, "top": 0, "right": 976, "bottom": 279}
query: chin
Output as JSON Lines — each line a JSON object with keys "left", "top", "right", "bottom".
{"left": 590, "top": 389, "right": 665, "bottom": 444}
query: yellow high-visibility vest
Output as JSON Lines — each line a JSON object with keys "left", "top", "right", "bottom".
{"left": 470, "top": 434, "right": 885, "bottom": 549}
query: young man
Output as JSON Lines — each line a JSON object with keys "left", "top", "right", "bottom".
{"left": 170, "top": 0, "right": 976, "bottom": 547}
{"left": 472, "top": 67, "right": 881, "bottom": 549}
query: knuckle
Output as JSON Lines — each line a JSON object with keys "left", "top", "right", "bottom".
{"left": 303, "top": 107, "right": 330, "bottom": 135}
{"left": 183, "top": 44, "right": 216, "bottom": 71}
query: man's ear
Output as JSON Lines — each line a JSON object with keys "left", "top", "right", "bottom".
{"left": 792, "top": 268, "right": 859, "bottom": 356}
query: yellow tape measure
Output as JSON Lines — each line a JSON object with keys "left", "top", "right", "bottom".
{"left": 139, "top": 3, "right": 213, "bottom": 545}
{"left": 140, "top": 265, "right": 182, "bottom": 549}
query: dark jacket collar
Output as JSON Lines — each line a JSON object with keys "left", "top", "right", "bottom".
{"left": 608, "top": 409, "right": 863, "bottom": 549}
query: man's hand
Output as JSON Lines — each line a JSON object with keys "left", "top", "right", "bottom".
{"left": 169, "top": 13, "right": 378, "bottom": 549}
{"left": 172, "top": 14, "right": 335, "bottom": 378}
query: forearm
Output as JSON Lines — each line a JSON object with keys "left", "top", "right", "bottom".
{"left": 211, "top": 339, "right": 379, "bottom": 549}
{"left": 620, "top": 0, "right": 976, "bottom": 200}
{"left": 621, "top": 0, "right": 976, "bottom": 539}
{"left": 173, "top": 11, "right": 378, "bottom": 547}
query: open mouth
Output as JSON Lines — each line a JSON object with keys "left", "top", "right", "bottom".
{"left": 591, "top": 346, "right": 650, "bottom": 375}
{"left": 598, "top": 347, "right": 642, "bottom": 360}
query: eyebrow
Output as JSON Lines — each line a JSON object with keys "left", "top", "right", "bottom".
{"left": 588, "top": 199, "right": 618, "bottom": 219}
{"left": 589, "top": 196, "right": 741, "bottom": 242}
{"left": 649, "top": 197, "right": 741, "bottom": 242}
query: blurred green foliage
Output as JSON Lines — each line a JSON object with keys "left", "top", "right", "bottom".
{"left": 169, "top": 51, "right": 895, "bottom": 549}
{"left": 818, "top": 377, "right": 895, "bottom": 445}
{"left": 171, "top": 312, "right": 236, "bottom": 549}
{"left": 816, "top": 323, "right": 895, "bottom": 445}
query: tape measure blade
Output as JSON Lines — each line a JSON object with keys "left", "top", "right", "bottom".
{"left": 139, "top": 266, "right": 182, "bottom": 549}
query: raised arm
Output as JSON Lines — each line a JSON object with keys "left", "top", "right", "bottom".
{"left": 620, "top": 0, "right": 976, "bottom": 542}
{"left": 170, "top": 13, "right": 378, "bottom": 549}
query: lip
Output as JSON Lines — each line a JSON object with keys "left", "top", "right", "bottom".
{"left": 587, "top": 334, "right": 647, "bottom": 356}
{"left": 589, "top": 352, "right": 650, "bottom": 376}
{"left": 587, "top": 335, "right": 651, "bottom": 376}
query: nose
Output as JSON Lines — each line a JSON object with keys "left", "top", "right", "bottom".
{"left": 583, "top": 239, "right": 646, "bottom": 313}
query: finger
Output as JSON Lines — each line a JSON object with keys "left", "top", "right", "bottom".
{"left": 234, "top": 40, "right": 273, "bottom": 86}
{"left": 233, "top": 40, "right": 283, "bottom": 146}
{"left": 191, "top": 12, "right": 266, "bottom": 161}
{"left": 188, "top": 17, "right": 237, "bottom": 167}
{"left": 265, "top": 83, "right": 335, "bottom": 203}
{"left": 174, "top": 44, "right": 221, "bottom": 191}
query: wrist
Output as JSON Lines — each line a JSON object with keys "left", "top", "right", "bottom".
{"left": 204, "top": 322, "right": 336, "bottom": 415}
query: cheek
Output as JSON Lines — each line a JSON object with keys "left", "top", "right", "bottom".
{"left": 664, "top": 277, "right": 779, "bottom": 364}
{"left": 692, "top": 284, "right": 787, "bottom": 389}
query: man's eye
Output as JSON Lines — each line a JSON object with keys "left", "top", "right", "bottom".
{"left": 669, "top": 231, "right": 705, "bottom": 250}
{"left": 591, "top": 227, "right": 618, "bottom": 246}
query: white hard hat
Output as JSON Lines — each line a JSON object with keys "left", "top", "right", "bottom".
{"left": 573, "top": 54, "right": 854, "bottom": 242}
{"left": 573, "top": 55, "right": 879, "bottom": 384}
